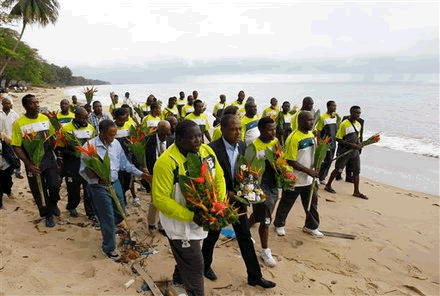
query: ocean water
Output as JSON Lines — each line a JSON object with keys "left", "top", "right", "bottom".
{"left": 65, "top": 76, "right": 439, "bottom": 159}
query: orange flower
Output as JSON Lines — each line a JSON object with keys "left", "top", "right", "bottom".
{"left": 211, "top": 201, "right": 227, "bottom": 216}
{"left": 209, "top": 217, "right": 217, "bottom": 224}
{"left": 374, "top": 135, "right": 380, "bottom": 142}
{"left": 53, "top": 130, "right": 65, "bottom": 148}
{"left": 76, "top": 141, "right": 97, "bottom": 156}
{"left": 23, "top": 132, "right": 31, "bottom": 141}
{"left": 194, "top": 162, "right": 207, "bottom": 183}
{"left": 324, "top": 137, "right": 331, "bottom": 144}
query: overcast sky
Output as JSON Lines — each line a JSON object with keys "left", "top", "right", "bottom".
{"left": 11, "top": 0, "right": 437, "bottom": 69}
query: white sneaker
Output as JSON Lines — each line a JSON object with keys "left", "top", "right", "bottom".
{"left": 303, "top": 226, "right": 324, "bottom": 238}
{"left": 250, "top": 237, "right": 255, "bottom": 244}
{"left": 275, "top": 227, "right": 285, "bottom": 236}
{"left": 133, "top": 198, "right": 141, "bottom": 207}
{"left": 260, "top": 248, "right": 276, "bottom": 267}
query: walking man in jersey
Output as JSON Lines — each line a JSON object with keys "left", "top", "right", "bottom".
{"left": 325, "top": 106, "right": 368, "bottom": 199}
{"left": 274, "top": 111, "right": 322, "bottom": 238}
{"left": 152, "top": 120, "right": 226, "bottom": 296}
{"left": 202, "top": 114, "right": 276, "bottom": 288}
{"left": 12, "top": 94, "right": 61, "bottom": 227}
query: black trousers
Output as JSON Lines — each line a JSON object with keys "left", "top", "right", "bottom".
{"left": 319, "top": 146, "right": 336, "bottom": 181}
{"left": 118, "top": 170, "right": 132, "bottom": 204}
{"left": 274, "top": 184, "right": 320, "bottom": 230}
{"left": 169, "top": 239, "right": 204, "bottom": 296}
{"left": 26, "top": 166, "right": 61, "bottom": 218}
{"left": 65, "top": 174, "right": 94, "bottom": 217}
{"left": 202, "top": 205, "right": 262, "bottom": 281}
{"left": 0, "top": 166, "right": 13, "bottom": 208}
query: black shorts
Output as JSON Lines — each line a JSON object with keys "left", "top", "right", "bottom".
{"left": 335, "top": 150, "right": 360, "bottom": 176}
{"left": 252, "top": 184, "right": 279, "bottom": 225}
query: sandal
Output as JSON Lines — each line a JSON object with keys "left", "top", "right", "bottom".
{"left": 324, "top": 187, "right": 336, "bottom": 194}
{"left": 353, "top": 193, "right": 368, "bottom": 200}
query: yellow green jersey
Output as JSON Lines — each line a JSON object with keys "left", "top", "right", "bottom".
{"left": 142, "top": 114, "right": 162, "bottom": 130}
{"left": 262, "top": 106, "right": 280, "bottom": 120}
{"left": 162, "top": 105, "right": 179, "bottom": 118}
{"left": 241, "top": 115, "right": 260, "bottom": 145}
{"left": 212, "top": 125, "right": 222, "bottom": 141}
{"left": 284, "top": 130, "right": 315, "bottom": 186}
{"left": 185, "top": 113, "right": 210, "bottom": 132}
{"left": 57, "top": 111, "right": 75, "bottom": 126}
{"left": 181, "top": 104, "right": 194, "bottom": 119}
{"left": 231, "top": 101, "right": 245, "bottom": 116}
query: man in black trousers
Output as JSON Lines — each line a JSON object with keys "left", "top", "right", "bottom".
{"left": 201, "top": 114, "right": 276, "bottom": 289}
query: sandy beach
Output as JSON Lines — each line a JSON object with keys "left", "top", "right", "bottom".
{"left": 0, "top": 87, "right": 439, "bottom": 296}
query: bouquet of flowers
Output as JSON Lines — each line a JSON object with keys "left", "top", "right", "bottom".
{"left": 83, "top": 86, "right": 98, "bottom": 105}
{"left": 179, "top": 153, "right": 239, "bottom": 231}
{"left": 43, "top": 111, "right": 62, "bottom": 131}
{"left": 23, "top": 131, "right": 49, "bottom": 206}
{"left": 266, "top": 143, "right": 297, "bottom": 190}
{"left": 127, "top": 124, "right": 152, "bottom": 168}
{"left": 234, "top": 145, "right": 267, "bottom": 205}
{"left": 78, "top": 141, "right": 131, "bottom": 231}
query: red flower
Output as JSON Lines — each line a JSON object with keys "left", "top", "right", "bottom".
{"left": 76, "top": 140, "right": 97, "bottom": 156}
{"left": 53, "top": 130, "right": 65, "bottom": 148}
{"left": 209, "top": 217, "right": 217, "bottom": 224}
{"left": 374, "top": 135, "right": 380, "bottom": 142}
{"left": 211, "top": 201, "right": 227, "bottom": 217}
{"left": 324, "top": 137, "right": 331, "bottom": 144}
{"left": 194, "top": 162, "right": 207, "bottom": 183}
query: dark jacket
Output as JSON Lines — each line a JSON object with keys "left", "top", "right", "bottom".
{"left": 208, "top": 137, "right": 246, "bottom": 192}
{"left": 145, "top": 132, "right": 174, "bottom": 174}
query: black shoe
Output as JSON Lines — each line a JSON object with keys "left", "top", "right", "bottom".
{"left": 45, "top": 216, "right": 55, "bottom": 227}
{"left": 69, "top": 209, "right": 79, "bottom": 217}
{"left": 103, "top": 249, "right": 121, "bottom": 261}
{"left": 148, "top": 224, "right": 156, "bottom": 232}
{"left": 248, "top": 277, "right": 276, "bottom": 288}
{"left": 53, "top": 206, "right": 61, "bottom": 217}
{"left": 204, "top": 268, "right": 218, "bottom": 281}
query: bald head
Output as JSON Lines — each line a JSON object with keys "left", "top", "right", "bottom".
{"left": 302, "top": 96, "right": 314, "bottom": 111}
{"left": 298, "top": 111, "right": 314, "bottom": 132}
{"left": 157, "top": 120, "right": 171, "bottom": 142}
{"left": 165, "top": 115, "right": 178, "bottom": 132}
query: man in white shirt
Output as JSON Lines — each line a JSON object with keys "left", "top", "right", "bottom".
{"left": 0, "top": 97, "right": 23, "bottom": 179}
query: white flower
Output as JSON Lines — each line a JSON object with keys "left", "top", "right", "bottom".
{"left": 237, "top": 191, "right": 243, "bottom": 196}
{"left": 255, "top": 195, "right": 261, "bottom": 202}
{"left": 247, "top": 192, "right": 256, "bottom": 201}
{"left": 240, "top": 183, "right": 244, "bottom": 190}
{"left": 245, "top": 184, "right": 254, "bottom": 191}
{"left": 240, "top": 164, "right": 248, "bottom": 172}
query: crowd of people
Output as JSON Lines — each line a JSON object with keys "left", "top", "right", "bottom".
{"left": 0, "top": 89, "right": 366, "bottom": 296}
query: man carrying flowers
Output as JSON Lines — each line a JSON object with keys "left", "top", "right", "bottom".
{"left": 152, "top": 120, "right": 226, "bottom": 296}
{"left": 325, "top": 106, "right": 368, "bottom": 199}
{"left": 12, "top": 94, "right": 61, "bottom": 228}
{"left": 273, "top": 111, "right": 322, "bottom": 238}
{"left": 79, "top": 120, "right": 150, "bottom": 261}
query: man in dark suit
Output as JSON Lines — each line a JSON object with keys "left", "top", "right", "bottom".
{"left": 145, "top": 120, "right": 173, "bottom": 231}
{"left": 201, "top": 114, "right": 276, "bottom": 289}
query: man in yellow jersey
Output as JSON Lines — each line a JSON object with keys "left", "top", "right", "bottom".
{"left": 241, "top": 100, "right": 260, "bottom": 146}
{"left": 70, "top": 95, "right": 80, "bottom": 113}
{"left": 262, "top": 97, "right": 279, "bottom": 120}
{"left": 211, "top": 105, "right": 239, "bottom": 141}
{"left": 153, "top": 120, "right": 226, "bottom": 296}
{"left": 276, "top": 101, "right": 294, "bottom": 145}
{"left": 212, "top": 94, "right": 227, "bottom": 126}
{"left": 231, "top": 90, "right": 246, "bottom": 116}
{"left": 165, "top": 115, "right": 178, "bottom": 143}
{"left": 176, "top": 91, "right": 186, "bottom": 117}
{"left": 142, "top": 102, "right": 162, "bottom": 131}
{"left": 315, "top": 100, "right": 340, "bottom": 184}
{"left": 325, "top": 106, "right": 367, "bottom": 199}
{"left": 185, "top": 100, "right": 211, "bottom": 143}
{"left": 290, "top": 96, "right": 314, "bottom": 131}
{"left": 247, "top": 116, "right": 279, "bottom": 267}
{"left": 109, "top": 94, "right": 123, "bottom": 115}
{"left": 140, "top": 94, "right": 155, "bottom": 117}
{"left": 180, "top": 95, "right": 194, "bottom": 119}
{"left": 274, "top": 111, "right": 322, "bottom": 238}
{"left": 58, "top": 107, "right": 96, "bottom": 219}
{"left": 162, "top": 96, "right": 179, "bottom": 118}
{"left": 12, "top": 94, "right": 61, "bottom": 227}
{"left": 114, "top": 108, "right": 141, "bottom": 208}
{"left": 57, "top": 99, "right": 75, "bottom": 126}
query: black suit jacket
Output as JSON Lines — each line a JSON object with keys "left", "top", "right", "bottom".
{"left": 208, "top": 137, "right": 246, "bottom": 192}
{"left": 145, "top": 133, "right": 174, "bottom": 174}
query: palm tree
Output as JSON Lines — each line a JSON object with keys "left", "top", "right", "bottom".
{"left": 0, "top": 0, "right": 60, "bottom": 78}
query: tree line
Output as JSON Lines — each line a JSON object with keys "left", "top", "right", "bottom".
{"left": 0, "top": 0, "right": 109, "bottom": 87}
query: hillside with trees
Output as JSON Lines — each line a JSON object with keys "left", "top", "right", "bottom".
{"left": 0, "top": 1, "right": 109, "bottom": 88}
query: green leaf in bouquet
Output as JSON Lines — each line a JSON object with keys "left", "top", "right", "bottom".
{"left": 313, "top": 109, "right": 321, "bottom": 128}
{"left": 265, "top": 148, "right": 276, "bottom": 164}
{"left": 244, "top": 144, "right": 257, "bottom": 160}
{"left": 102, "top": 151, "right": 112, "bottom": 184}
{"left": 185, "top": 153, "right": 202, "bottom": 178}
